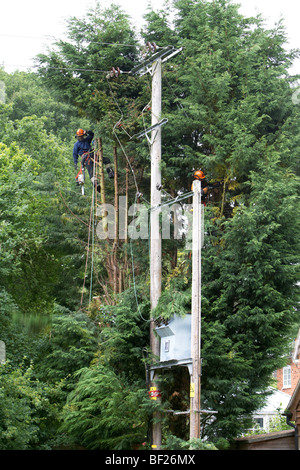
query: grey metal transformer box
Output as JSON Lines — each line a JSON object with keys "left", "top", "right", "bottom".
{"left": 155, "top": 314, "right": 191, "bottom": 363}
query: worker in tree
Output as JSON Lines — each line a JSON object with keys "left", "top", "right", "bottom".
{"left": 73, "top": 129, "right": 114, "bottom": 192}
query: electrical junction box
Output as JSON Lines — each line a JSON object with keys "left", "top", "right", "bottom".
{"left": 154, "top": 314, "right": 191, "bottom": 363}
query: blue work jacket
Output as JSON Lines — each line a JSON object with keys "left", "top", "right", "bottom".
{"left": 73, "top": 130, "right": 94, "bottom": 166}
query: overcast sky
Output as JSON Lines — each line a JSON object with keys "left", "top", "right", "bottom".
{"left": 0, "top": 0, "right": 299, "bottom": 74}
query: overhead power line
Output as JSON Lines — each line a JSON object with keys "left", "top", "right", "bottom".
{"left": 0, "top": 33, "right": 140, "bottom": 48}
{"left": 0, "top": 63, "right": 129, "bottom": 74}
{"left": 0, "top": 33, "right": 55, "bottom": 40}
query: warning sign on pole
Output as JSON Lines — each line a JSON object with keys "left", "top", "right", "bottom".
{"left": 148, "top": 387, "right": 161, "bottom": 400}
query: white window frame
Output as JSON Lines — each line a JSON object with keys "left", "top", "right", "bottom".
{"left": 283, "top": 365, "right": 291, "bottom": 388}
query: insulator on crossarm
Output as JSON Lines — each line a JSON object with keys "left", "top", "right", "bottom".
{"left": 146, "top": 42, "right": 157, "bottom": 53}
{"left": 107, "top": 66, "right": 121, "bottom": 79}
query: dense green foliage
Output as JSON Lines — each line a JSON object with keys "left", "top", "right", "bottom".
{"left": 0, "top": 0, "right": 299, "bottom": 449}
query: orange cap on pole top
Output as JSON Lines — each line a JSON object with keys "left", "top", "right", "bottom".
{"left": 193, "top": 170, "right": 205, "bottom": 180}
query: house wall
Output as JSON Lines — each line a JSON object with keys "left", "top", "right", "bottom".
{"left": 276, "top": 331, "right": 300, "bottom": 396}
{"left": 251, "top": 389, "right": 291, "bottom": 432}
{"left": 276, "top": 361, "right": 300, "bottom": 396}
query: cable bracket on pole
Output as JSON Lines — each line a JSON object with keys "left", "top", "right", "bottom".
{"left": 130, "top": 45, "right": 182, "bottom": 76}
{"left": 131, "top": 118, "right": 168, "bottom": 143}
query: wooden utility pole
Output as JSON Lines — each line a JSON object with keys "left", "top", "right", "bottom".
{"left": 190, "top": 179, "right": 202, "bottom": 440}
{"left": 113, "top": 146, "right": 119, "bottom": 294}
{"left": 129, "top": 45, "right": 182, "bottom": 451}
{"left": 150, "top": 57, "right": 162, "bottom": 451}
{"left": 150, "top": 57, "right": 162, "bottom": 361}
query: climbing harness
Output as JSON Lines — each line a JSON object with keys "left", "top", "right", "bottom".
{"left": 76, "top": 150, "right": 98, "bottom": 195}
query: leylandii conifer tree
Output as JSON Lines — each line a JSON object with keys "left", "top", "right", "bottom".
{"left": 34, "top": 0, "right": 299, "bottom": 443}
{"left": 37, "top": 4, "right": 142, "bottom": 139}
{"left": 151, "top": 0, "right": 300, "bottom": 439}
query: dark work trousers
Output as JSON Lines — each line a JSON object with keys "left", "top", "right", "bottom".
{"left": 81, "top": 151, "right": 96, "bottom": 185}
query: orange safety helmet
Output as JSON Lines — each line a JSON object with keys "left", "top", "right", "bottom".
{"left": 193, "top": 170, "right": 205, "bottom": 180}
{"left": 76, "top": 128, "right": 85, "bottom": 136}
